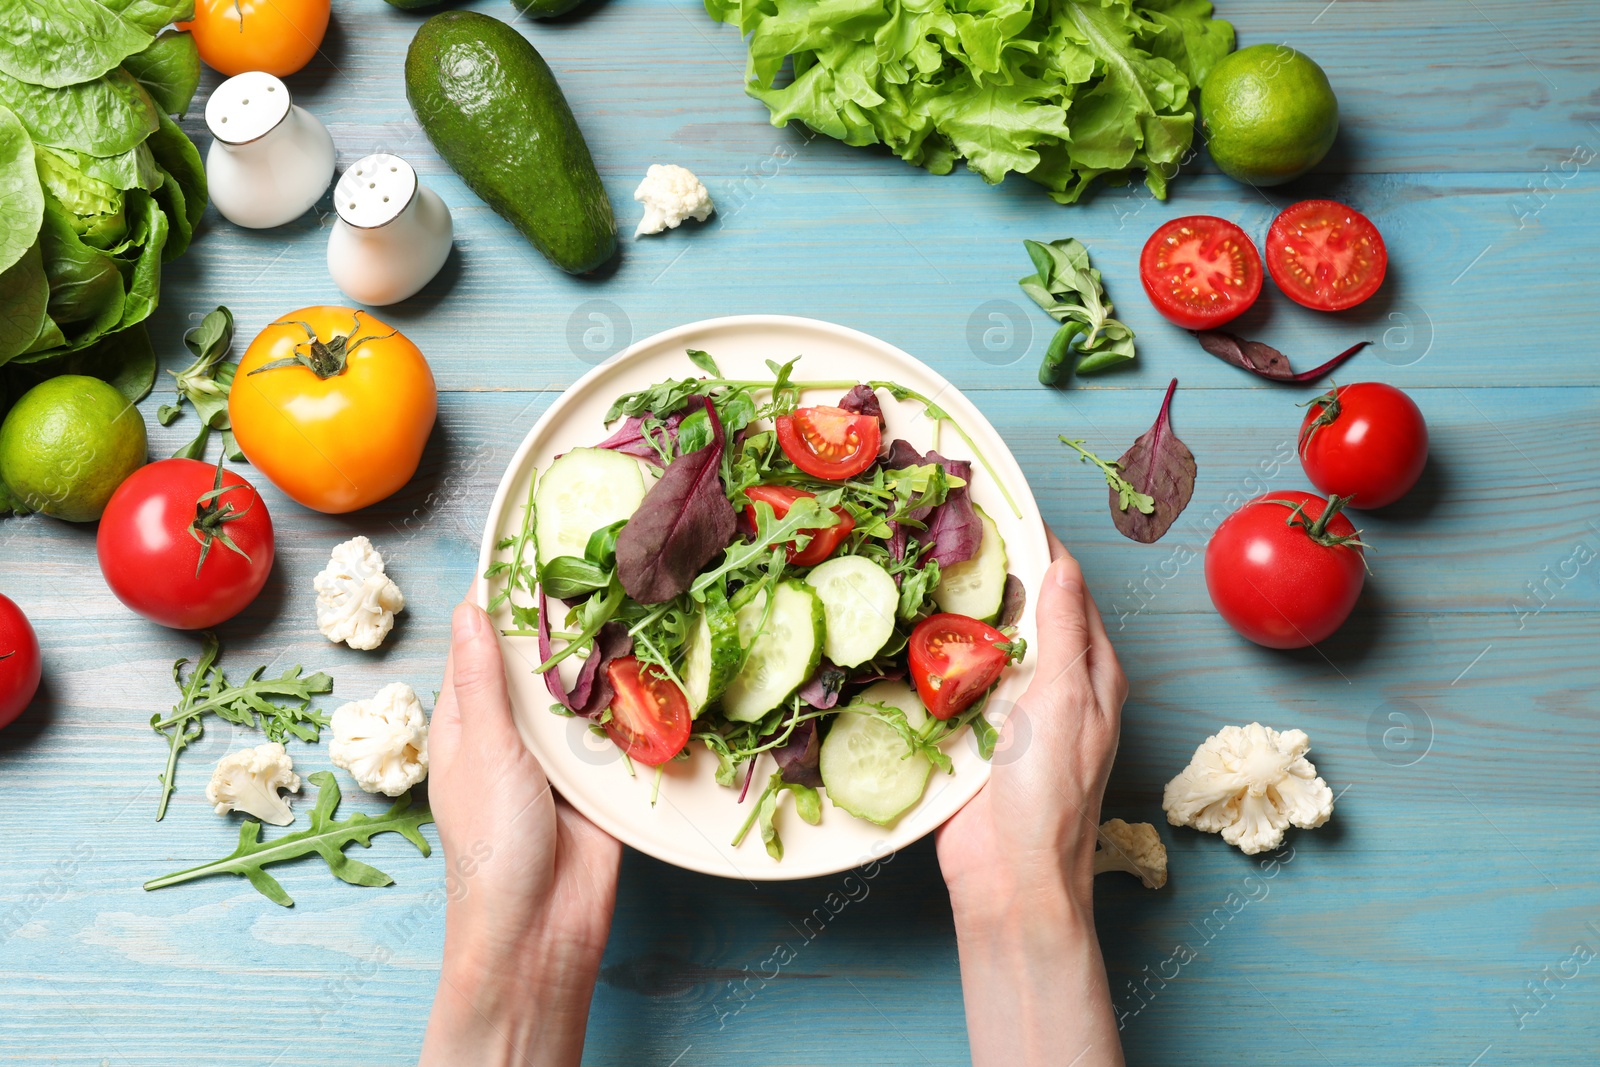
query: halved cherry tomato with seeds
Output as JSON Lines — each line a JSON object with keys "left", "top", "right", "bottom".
{"left": 908, "top": 613, "right": 1010, "bottom": 721}
{"left": 1266, "top": 199, "right": 1387, "bottom": 312}
{"left": 776, "top": 406, "right": 880, "bottom": 481}
{"left": 1140, "top": 215, "right": 1263, "bottom": 330}
{"left": 603, "top": 656, "right": 691, "bottom": 766}
{"left": 744, "top": 485, "right": 855, "bottom": 566}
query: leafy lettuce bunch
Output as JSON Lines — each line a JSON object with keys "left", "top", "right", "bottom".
{"left": 704, "top": 0, "right": 1233, "bottom": 204}
{"left": 0, "top": 0, "right": 208, "bottom": 402}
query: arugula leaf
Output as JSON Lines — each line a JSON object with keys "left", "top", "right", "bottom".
{"left": 158, "top": 306, "right": 241, "bottom": 460}
{"left": 732, "top": 771, "right": 821, "bottom": 861}
{"left": 689, "top": 496, "right": 836, "bottom": 599}
{"left": 1059, "top": 435, "right": 1155, "bottom": 516}
{"left": 1019, "top": 238, "right": 1136, "bottom": 385}
{"left": 143, "top": 772, "right": 433, "bottom": 907}
{"left": 149, "top": 633, "right": 334, "bottom": 821}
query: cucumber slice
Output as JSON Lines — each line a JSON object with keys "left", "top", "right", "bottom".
{"left": 721, "top": 581, "right": 823, "bottom": 722}
{"left": 534, "top": 447, "right": 646, "bottom": 567}
{"left": 820, "top": 681, "right": 933, "bottom": 826}
{"left": 681, "top": 586, "right": 741, "bottom": 716}
{"left": 934, "top": 506, "right": 1008, "bottom": 621}
{"left": 805, "top": 555, "right": 897, "bottom": 668}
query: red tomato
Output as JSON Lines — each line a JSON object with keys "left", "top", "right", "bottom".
{"left": 603, "top": 656, "right": 691, "bottom": 766}
{"left": 909, "top": 613, "right": 1010, "bottom": 720}
{"left": 1140, "top": 216, "right": 1263, "bottom": 330}
{"left": 97, "top": 459, "right": 275, "bottom": 630}
{"left": 1205, "top": 491, "right": 1367, "bottom": 649}
{"left": 743, "top": 485, "right": 856, "bottom": 566}
{"left": 1266, "top": 200, "right": 1387, "bottom": 311}
{"left": 775, "top": 406, "right": 881, "bottom": 480}
{"left": 0, "top": 593, "right": 41, "bottom": 730}
{"left": 1299, "top": 383, "right": 1428, "bottom": 509}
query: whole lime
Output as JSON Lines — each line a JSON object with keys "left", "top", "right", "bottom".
{"left": 0, "top": 375, "right": 147, "bottom": 522}
{"left": 1201, "top": 44, "right": 1339, "bottom": 187}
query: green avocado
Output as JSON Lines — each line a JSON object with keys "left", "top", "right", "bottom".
{"left": 405, "top": 11, "right": 616, "bottom": 274}
{"left": 511, "top": 0, "right": 590, "bottom": 17}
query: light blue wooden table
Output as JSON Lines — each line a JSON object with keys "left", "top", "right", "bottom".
{"left": 3, "top": 1, "right": 1598, "bottom": 1063}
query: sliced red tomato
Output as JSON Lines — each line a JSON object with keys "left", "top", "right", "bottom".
{"left": 1140, "top": 215, "right": 1263, "bottom": 330}
{"left": 775, "top": 406, "right": 880, "bottom": 480}
{"left": 744, "top": 485, "right": 856, "bottom": 566}
{"left": 1266, "top": 199, "right": 1387, "bottom": 311}
{"left": 604, "top": 656, "right": 691, "bottom": 766}
{"left": 909, "top": 613, "right": 1010, "bottom": 721}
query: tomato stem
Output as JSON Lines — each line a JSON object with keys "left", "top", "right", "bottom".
{"left": 248, "top": 311, "right": 395, "bottom": 380}
{"left": 188, "top": 455, "right": 255, "bottom": 576}
{"left": 1266, "top": 494, "right": 1371, "bottom": 553}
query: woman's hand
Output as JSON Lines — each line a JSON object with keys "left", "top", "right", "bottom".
{"left": 419, "top": 600, "right": 621, "bottom": 1067}
{"left": 937, "top": 531, "right": 1128, "bottom": 1067}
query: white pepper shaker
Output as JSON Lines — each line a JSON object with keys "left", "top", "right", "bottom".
{"left": 204, "top": 72, "right": 335, "bottom": 229}
{"left": 326, "top": 153, "right": 453, "bottom": 306}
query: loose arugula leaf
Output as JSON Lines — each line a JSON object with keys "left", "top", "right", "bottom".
{"left": 1059, "top": 437, "right": 1155, "bottom": 517}
{"left": 149, "top": 633, "right": 334, "bottom": 821}
{"left": 1108, "top": 378, "right": 1195, "bottom": 543}
{"left": 144, "top": 772, "right": 433, "bottom": 907}
{"left": 615, "top": 399, "right": 738, "bottom": 604}
{"left": 1019, "top": 238, "right": 1137, "bottom": 385}
{"left": 732, "top": 771, "right": 822, "bottom": 861}
{"left": 1197, "top": 332, "right": 1369, "bottom": 384}
{"left": 157, "top": 305, "right": 241, "bottom": 460}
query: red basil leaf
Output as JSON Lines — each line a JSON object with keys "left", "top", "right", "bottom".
{"left": 1197, "top": 332, "right": 1370, "bottom": 384}
{"left": 615, "top": 402, "right": 737, "bottom": 603}
{"left": 771, "top": 717, "right": 823, "bottom": 788}
{"left": 881, "top": 439, "right": 983, "bottom": 567}
{"left": 1111, "top": 379, "right": 1195, "bottom": 544}
{"left": 838, "top": 384, "right": 883, "bottom": 424}
{"left": 998, "top": 574, "right": 1026, "bottom": 628}
{"left": 537, "top": 592, "right": 632, "bottom": 717}
{"left": 798, "top": 659, "right": 848, "bottom": 710}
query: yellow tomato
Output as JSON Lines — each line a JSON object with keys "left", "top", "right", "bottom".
{"left": 229, "top": 307, "right": 436, "bottom": 514}
{"left": 181, "top": 0, "right": 330, "bottom": 78}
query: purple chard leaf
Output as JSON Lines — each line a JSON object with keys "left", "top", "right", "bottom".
{"left": 615, "top": 400, "right": 738, "bottom": 604}
{"left": 1111, "top": 378, "right": 1196, "bottom": 544}
{"left": 771, "top": 717, "right": 823, "bottom": 788}
{"left": 1197, "top": 332, "right": 1369, "bottom": 384}
{"left": 537, "top": 589, "right": 633, "bottom": 717}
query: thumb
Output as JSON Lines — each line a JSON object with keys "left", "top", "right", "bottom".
{"left": 449, "top": 601, "right": 520, "bottom": 748}
{"left": 1030, "top": 552, "right": 1093, "bottom": 701}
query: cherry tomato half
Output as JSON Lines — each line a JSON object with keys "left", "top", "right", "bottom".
{"left": 1266, "top": 199, "right": 1387, "bottom": 312}
{"left": 97, "top": 459, "right": 275, "bottom": 630}
{"left": 776, "top": 406, "right": 881, "bottom": 481}
{"left": 743, "top": 485, "right": 856, "bottom": 567}
{"left": 1299, "top": 383, "right": 1427, "bottom": 509}
{"left": 229, "top": 307, "right": 437, "bottom": 514}
{"left": 908, "top": 613, "right": 1010, "bottom": 720}
{"left": 603, "top": 655, "right": 691, "bottom": 766}
{"left": 1205, "top": 491, "right": 1367, "bottom": 649}
{"left": 1140, "top": 215, "right": 1263, "bottom": 330}
{"left": 181, "top": 0, "right": 330, "bottom": 78}
{"left": 0, "top": 593, "right": 41, "bottom": 730}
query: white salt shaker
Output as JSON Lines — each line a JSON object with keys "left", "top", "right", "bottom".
{"left": 204, "top": 72, "right": 335, "bottom": 229}
{"left": 326, "top": 153, "right": 453, "bottom": 306}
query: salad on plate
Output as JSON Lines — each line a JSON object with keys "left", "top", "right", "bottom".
{"left": 485, "top": 350, "right": 1028, "bottom": 860}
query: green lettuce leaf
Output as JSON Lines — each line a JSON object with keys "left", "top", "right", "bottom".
{"left": 98, "top": 0, "right": 197, "bottom": 36}
{"left": 7, "top": 320, "right": 156, "bottom": 402}
{"left": 0, "top": 0, "right": 155, "bottom": 89}
{"left": 40, "top": 142, "right": 162, "bottom": 193}
{"left": 121, "top": 30, "right": 201, "bottom": 116}
{"left": 147, "top": 110, "right": 205, "bottom": 260}
{"left": 0, "top": 104, "right": 43, "bottom": 274}
{"left": 34, "top": 194, "right": 124, "bottom": 344}
{"left": 0, "top": 240, "right": 49, "bottom": 364}
{"left": 706, "top": 0, "right": 1232, "bottom": 203}
{"left": 0, "top": 66, "right": 159, "bottom": 158}
{"left": 113, "top": 189, "right": 167, "bottom": 330}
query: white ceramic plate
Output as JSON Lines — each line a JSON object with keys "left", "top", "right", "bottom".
{"left": 476, "top": 316, "right": 1046, "bottom": 880}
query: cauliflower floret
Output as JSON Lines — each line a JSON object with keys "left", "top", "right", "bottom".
{"left": 206, "top": 742, "right": 301, "bottom": 826}
{"left": 315, "top": 536, "right": 405, "bottom": 650}
{"left": 633, "top": 164, "right": 714, "bottom": 237}
{"left": 1162, "top": 722, "right": 1334, "bottom": 855}
{"left": 1094, "top": 819, "right": 1168, "bottom": 889}
{"left": 328, "top": 682, "right": 429, "bottom": 796}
